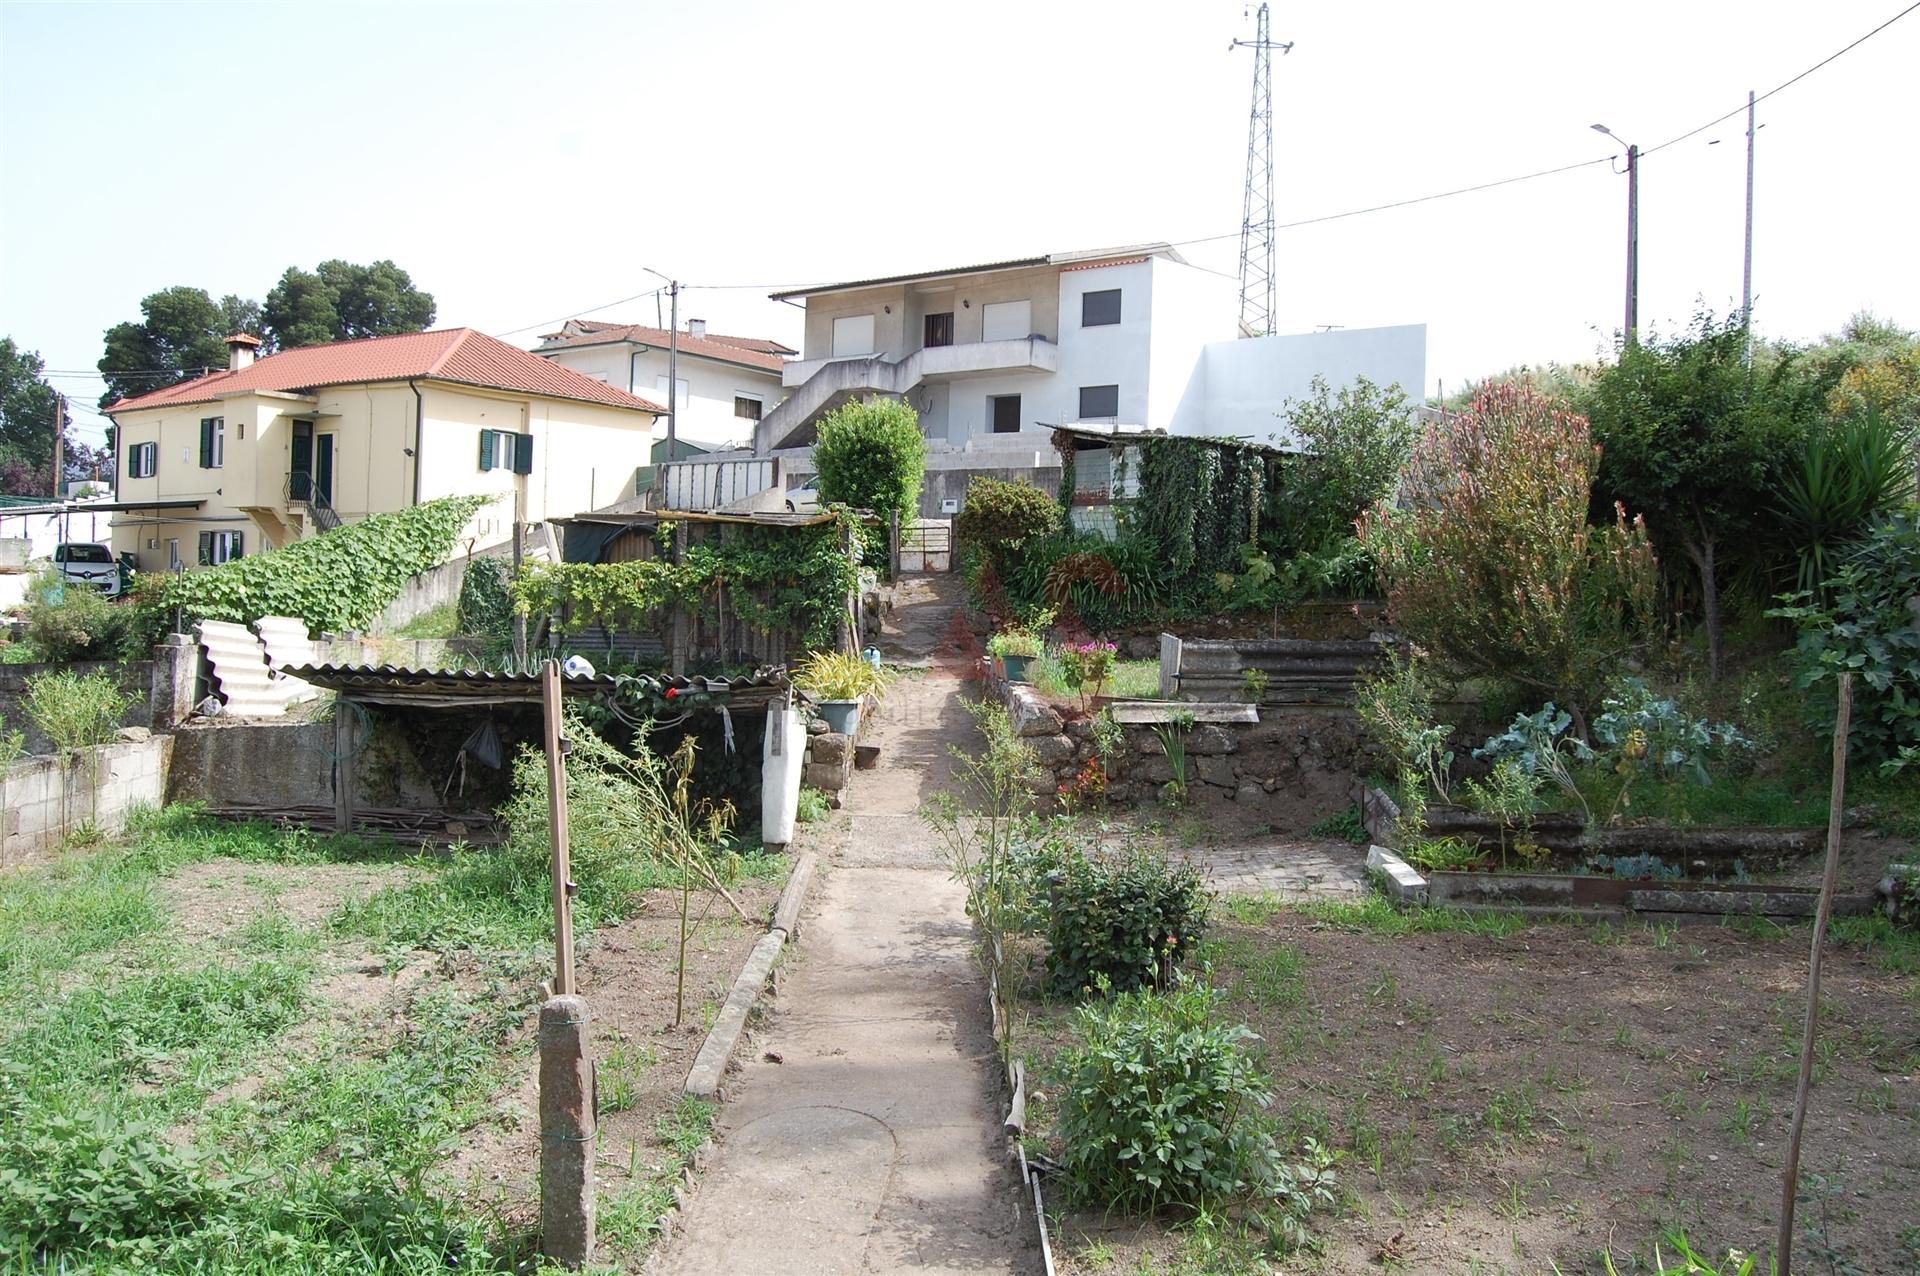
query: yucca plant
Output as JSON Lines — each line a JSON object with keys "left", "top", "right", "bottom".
{"left": 1773, "top": 403, "right": 1915, "bottom": 603}
{"left": 792, "top": 649, "right": 889, "bottom": 702}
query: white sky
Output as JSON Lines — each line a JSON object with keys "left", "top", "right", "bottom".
{"left": 3, "top": 0, "right": 1916, "bottom": 449}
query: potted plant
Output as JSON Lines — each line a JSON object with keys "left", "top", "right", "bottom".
{"left": 986, "top": 608, "right": 1052, "bottom": 683}
{"left": 1059, "top": 639, "right": 1118, "bottom": 710}
{"left": 794, "top": 650, "right": 888, "bottom": 736}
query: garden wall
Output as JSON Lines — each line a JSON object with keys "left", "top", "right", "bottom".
{"left": 991, "top": 675, "right": 1370, "bottom": 825}
{"left": 0, "top": 733, "right": 173, "bottom": 861}
{"left": 0, "top": 659, "right": 157, "bottom": 754}
{"left": 167, "top": 717, "right": 477, "bottom": 815}
{"left": 1158, "top": 633, "right": 1388, "bottom": 705}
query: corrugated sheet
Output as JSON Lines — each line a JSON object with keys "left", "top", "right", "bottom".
{"left": 281, "top": 662, "right": 793, "bottom": 711}
{"left": 198, "top": 620, "right": 282, "bottom": 717}
{"left": 252, "top": 616, "right": 319, "bottom": 709}
{"left": 1170, "top": 637, "right": 1389, "bottom": 706}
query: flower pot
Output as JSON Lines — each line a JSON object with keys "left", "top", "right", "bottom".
{"left": 1000, "top": 653, "right": 1035, "bottom": 683}
{"left": 816, "top": 698, "right": 862, "bottom": 736}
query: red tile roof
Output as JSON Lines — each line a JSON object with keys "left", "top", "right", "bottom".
{"left": 107, "top": 328, "right": 667, "bottom": 415}
{"left": 535, "top": 320, "right": 795, "bottom": 373}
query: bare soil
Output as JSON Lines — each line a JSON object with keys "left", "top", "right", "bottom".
{"left": 1033, "top": 912, "right": 1920, "bottom": 1275}
{"left": 160, "top": 858, "right": 421, "bottom": 943}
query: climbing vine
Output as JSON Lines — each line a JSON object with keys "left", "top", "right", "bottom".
{"left": 512, "top": 517, "right": 862, "bottom": 652}
{"left": 1053, "top": 429, "right": 1078, "bottom": 513}
{"left": 1137, "top": 438, "right": 1221, "bottom": 574}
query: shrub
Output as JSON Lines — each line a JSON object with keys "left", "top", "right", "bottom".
{"left": 1359, "top": 380, "right": 1660, "bottom": 722}
{"left": 1271, "top": 374, "right": 1417, "bottom": 556}
{"left": 1771, "top": 403, "right": 1915, "bottom": 603}
{"left": 955, "top": 475, "right": 1060, "bottom": 558}
{"left": 132, "top": 495, "right": 489, "bottom": 639}
{"left": 23, "top": 568, "right": 130, "bottom": 662}
{"left": 23, "top": 669, "right": 136, "bottom": 753}
{"left": 454, "top": 555, "right": 514, "bottom": 640}
{"left": 1774, "top": 512, "right": 1920, "bottom": 765}
{"left": 812, "top": 398, "right": 927, "bottom": 525}
{"left": 793, "top": 649, "right": 888, "bottom": 702}
{"left": 1040, "top": 846, "right": 1208, "bottom": 996}
{"left": 1053, "top": 978, "right": 1301, "bottom": 1216}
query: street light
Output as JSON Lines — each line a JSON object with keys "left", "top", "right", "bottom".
{"left": 1592, "top": 123, "right": 1639, "bottom": 345}
{"left": 642, "top": 266, "right": 682, "bottom": 460}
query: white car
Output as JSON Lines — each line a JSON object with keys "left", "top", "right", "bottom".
{"left": 53, "top": 542, "right": 122, "bottom": 598}
{"left": 784, "top": 478, "right": 821, "bottom": 513}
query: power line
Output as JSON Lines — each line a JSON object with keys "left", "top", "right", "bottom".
{"left": 489, "top": 288, "right": 664, "bottom": 340}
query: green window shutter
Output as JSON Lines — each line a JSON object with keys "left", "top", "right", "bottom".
{"left": 478, "top": 429, "right": 496, "bottom": 471}
{"left": 512, "top": 433, "right": 534, "bottom": 475}
{"left": 230, "top": 532, "right": 243, "bottom": 560}
{"left": 200, "top": 418, "right": 214, "bottom": 468}
{"left": 197, "top": 532, "right": 212, "bottom": 565}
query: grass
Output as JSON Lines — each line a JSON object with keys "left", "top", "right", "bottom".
{"left": 387, "top": 602, "right": 461, "bottom": 641}
{"left": 1029, "top": 653, "right": 1162, "bottom": 703}
{"left": 0, "top": 638, "right": 45, "bottom": 665}
{"left": 0, "top": 802, "right": 750, "bottom": 1273}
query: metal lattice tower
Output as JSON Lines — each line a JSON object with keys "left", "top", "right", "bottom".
{"left": 1232, "top": 4, "right": 1290, "bottom": 337}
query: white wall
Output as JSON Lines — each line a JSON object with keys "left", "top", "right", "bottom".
{"left": 1175, "top": 324, "right": 1428, "bottom": 446}
{"left": 0, "top": 506, "right": 116, "bottom": 560}
{"left": 1146, "top": 257, "right": 1237, "bottom": 430}
{"left": 541, "top": 343, "right": 783, "bottom": 451}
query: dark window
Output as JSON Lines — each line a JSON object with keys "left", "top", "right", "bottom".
{"left": 990, "top": 395, "right": 1022, "bottom": 434}
{"left": 1079, "top": 384, "right": 1120, "bottom": 419}
{"left": 734, "top": 395, "right": 763, "bottom": 421}
{"left": 199, "top": 416, "right": 224, "bottom": 468}
{"left": 479, "top": 429, "right": 531, "bottom": 473}
{"left": 1081, "top": 289, "right": 1122, "bottom": 327}
{"left": 924, "top": 312, "right": 954, "bottom": 348}
{"left": 127, "top": 441, "right": 157, "bottom": 478}
{"left": 198, "top": 530, "right": 244, "bottom": 565}
{"left": 62, "top": 544, "right": 112, "bottom": 563}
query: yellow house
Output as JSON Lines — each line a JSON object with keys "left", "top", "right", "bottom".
{"left": 105, "top": 329, "right": 664, "bottom": 571}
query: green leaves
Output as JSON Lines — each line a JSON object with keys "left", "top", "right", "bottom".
{"left": 811, "top": 398, "right": 927, "bottom": 524}
{"left": 1039, "top": 846, "right": 1208, "bottom": 998}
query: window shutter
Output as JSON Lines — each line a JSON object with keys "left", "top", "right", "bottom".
{"left": 198, "top": 532, "right": 212, "bottom": 565}
{"left": 229, "top": 532, "right": 244, "bottom": 560}
{"left": 512, "top": 433, "right": 534, "bottom": 475}
{"left": 200, "top": 419, "right": 213, "bottom": 469}
{"left": 478, "top": 429, "right": 496, "bottom": 471}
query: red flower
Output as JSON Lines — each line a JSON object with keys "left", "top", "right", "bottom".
{"left": 665, "top": 687, "right": 680, "bottom": 699}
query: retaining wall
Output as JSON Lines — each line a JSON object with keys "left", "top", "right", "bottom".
{"left": 0, "top": 659, "right": 157, "bottom": 754}
{"left": 1158, "top": 633, "right": 1389, "bottom": 705}
{"left": 0, "top": 734, "right": 173, "bottom": 861}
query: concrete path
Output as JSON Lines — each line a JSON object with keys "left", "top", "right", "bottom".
{"left": 655, "top": 618, "right": 1032, "bottom": 1274}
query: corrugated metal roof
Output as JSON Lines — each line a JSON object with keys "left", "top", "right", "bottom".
{"left": 283, "top": 662, "right": 795, "bottom": 710}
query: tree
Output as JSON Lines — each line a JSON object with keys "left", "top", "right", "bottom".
{"left": 1358, "top": 380, "right": 1660, "bottom": 728}
{"left": 1273, "top": 374, "right": 1417, "bottom": 553}
{"left": 0, "top": 338, "right": 64, "bottom": 496}
{"left": 812, "top": 398, "right": 928, "bottom": 524}
{"left": 1581, "top": 311, "right": 1805, "bottom": 681}
{"left": 96, "top": 286, "right": 230, "bottom": 408}
{"left": 263, "top": 259, "right": 435, "bottom": 349}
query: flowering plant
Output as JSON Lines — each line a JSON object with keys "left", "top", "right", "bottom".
{"left": 1058, "top": 640, "right": 1118, "bottom": 709}
{"left": 1058, "top": 756, "right": 1108, "bottom": 812}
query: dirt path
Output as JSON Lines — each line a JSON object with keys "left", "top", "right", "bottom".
{"left": 655, "top": 586, "right": 1032, "bottom": 1275}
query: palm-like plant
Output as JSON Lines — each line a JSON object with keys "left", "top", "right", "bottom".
{"left": 1772, "top": 404, "right": 1915, "bottom": 602}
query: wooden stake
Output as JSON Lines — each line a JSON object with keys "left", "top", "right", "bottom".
{"left": 333, "top": 698, "right": 356, "bottom": 833}
{"left": 542, "top": 659, "right": 575, "bottom": 996}
{"left": 1776, "top": 672, "right": 1852, "bottom": 1276}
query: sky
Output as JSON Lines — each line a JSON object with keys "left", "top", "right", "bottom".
{"left": 3, "top": 0, "right": 1917, "bottom": 450}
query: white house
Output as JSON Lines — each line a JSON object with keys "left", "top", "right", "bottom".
{"left": 536, "top": 320, "right": 793, "bottom": 451}
{"left": 749, "top": 243, "right": 1425, "bottom": 513}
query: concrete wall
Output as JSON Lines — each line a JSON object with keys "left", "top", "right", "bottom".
{"left": 1146, "top": 256, "right": 1236, "bottom": 429}
{"left": 0, "top": 735, "right": 172, "bottom": 861}
{"left": 1177, "top": 324, "right": 1428, "bottom": 446}
{"left": 0, "top": 509, "right": 118, "bottom": 562}
{"left": 798, "top": 266, "right": 1064, "bottom": 364}
{"left": 167, "top": 716, "right": 463, "bottom": 813}
{"left": 541, "top": 342, "right": 784, "bottom": 453}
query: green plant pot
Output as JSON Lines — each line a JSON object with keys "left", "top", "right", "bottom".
{"left": 1000, "top": 653, "right": 1035, "bottom": 683}
{"left": 817, "top": 698, "right": 861, "bottom": 736}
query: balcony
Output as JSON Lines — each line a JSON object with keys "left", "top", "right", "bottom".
{"left": 761, "top": 337, "right": 1056, "bottom": 451}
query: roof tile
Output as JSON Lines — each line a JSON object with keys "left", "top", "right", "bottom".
{"left": 535, "top": 320, "right": 794, "bottom": 372}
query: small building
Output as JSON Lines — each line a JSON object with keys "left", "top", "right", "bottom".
{"left": 535, "top": 319, "right": 794, "bottom": 451}
{"left": 104, "top": 329, "right": 665, "bottom": 572}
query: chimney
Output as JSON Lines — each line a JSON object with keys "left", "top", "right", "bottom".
{"left": 686, "top": 318, "right": 707, "bottom": 339}
{"left": 226, "top": 333, "right": 262, "bottom": 371}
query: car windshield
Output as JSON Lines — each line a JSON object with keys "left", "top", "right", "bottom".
{"left": 63, "top": 545, "right": 112, "bottom": 563}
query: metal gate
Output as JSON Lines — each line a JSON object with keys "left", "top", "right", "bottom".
{"left": 898, "top": 518, "right": 953, "bottom": 572}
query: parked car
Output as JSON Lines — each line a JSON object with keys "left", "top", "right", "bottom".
{"left": 785, "top": 477, "right": 820, "bottom": 514}
{"left": 53, "top": 542, "right": 122, "bottom": 598}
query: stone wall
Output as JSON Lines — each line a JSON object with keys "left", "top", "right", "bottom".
{"left": 0, "top": 733, "right": 173, "bottom": 861}
{"left": 799, "top": 692, "right": 879, "bottom": 808}
{"left": 995, "top": 676, "right": 1370, "bottom": 829}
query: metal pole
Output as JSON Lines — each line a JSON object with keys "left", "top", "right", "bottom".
{"left": 1743, "top": 90, "right": 1756, "bottom": 355}
{"left": 666, "top": 281, "right": 680, "bottom": 461}
{"left": 1624, "top": 144, "right": 1640, "bottom": 346}
{"left": 52, "top": 394, "right": 65, "bottom": 503}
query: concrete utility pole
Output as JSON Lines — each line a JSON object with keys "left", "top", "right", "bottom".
{"left": 51, "top": 394, "right": 65, "bottom": 499}
{"left": 1591, "top": 124, "right": 1640, "bottom": 345}
{"left": 1743, "top": 89, "right": 1756, "bottom": 349}
{"left": 666, "top": 279, "right": 681, "bottom": 460}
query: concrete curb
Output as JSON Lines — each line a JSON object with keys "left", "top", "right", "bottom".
{"left": 682, "top": 851, "right": 818, "bottom": 1101}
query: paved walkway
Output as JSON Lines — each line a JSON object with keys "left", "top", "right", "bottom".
{"left": 654, "top": 610, "right": 1032, "bottom": 1274}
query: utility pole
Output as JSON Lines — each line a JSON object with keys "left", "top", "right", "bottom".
{"left": 1231, "top": 4, "right": 1291, "bottom": 339}
{"left": 665, "top": 279, "right": 681, "bottom": 462}
{"left": 51, "top": 394, "right": 65, "bottom": 500}
{"left": 1742, "top": 89, "right": 1756, "bottom": 359}
{"left": 1624, "top": 143, "right": 1639, "bottom": 346}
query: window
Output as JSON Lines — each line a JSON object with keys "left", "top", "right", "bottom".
{"left": 198, "top": 530, "right": 244, "bottom": 565}
{"left": 990, "top": 394, "right": 1022, "bottom": 434}
{"left": 167, "top": 539, "right": 181, "bottom": 571}
{"left": 831, "top": 314, "right": 875, "bottom": 358}
{"left": 478, "top": 429, "right": 534, "bottom": 475}
{"left": 981, "top": 300, "right": 1032, "bottom": 342}
{"left": 654, "top": 375, "right": 691, "bottom": 406}
{"left": 127, "top": 441, "right": 158, "bottom": 478}
{"left": 199, "top": 416, "right": 224, "bottom": 469}
{"left": 734, "top": 395, "right": 763, "bottom": 422}
{"left": 1079, "top": 384, "right": 1120, "bottom": 419}
{"left": 1082, "top": 289, "right": 1122, "bottom": 327}
{"left": 924, "top": 312, "right": 954, "bottom": 348}
{"left": 58, "top": 544, "right": 112, "bottom": 564}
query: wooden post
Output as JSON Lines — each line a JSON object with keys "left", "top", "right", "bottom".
{"left": 888, "top": 508, "right": 901, "bottom": 580}
{"left": 333, "top": 697, "right": 356, "bottom": 833}
{"left": 1776, "top": 672, "right": 1852, "bottom": 1276}
{"left": 541, "top": 659, "right": 575, "bottom": 995}
{"left": 512, "top": 490, "right": 528, "bottom": 668}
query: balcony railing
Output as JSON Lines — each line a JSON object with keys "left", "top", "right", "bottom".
{"left": 284, "top": 473, "right": 342, "bottom": 533}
